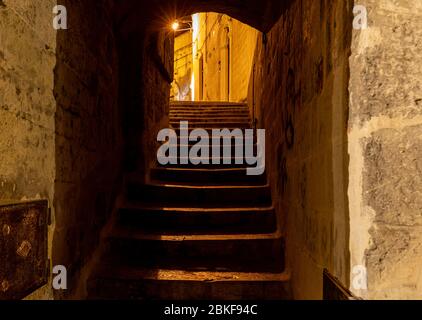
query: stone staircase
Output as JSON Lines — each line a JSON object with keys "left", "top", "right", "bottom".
{"left": 87, "top": 102, "right": 290, "bottom": 300}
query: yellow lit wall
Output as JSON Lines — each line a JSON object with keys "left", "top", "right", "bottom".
{"left": 171, "top": 31, "right": 193, "bottom": 101}
{"left": 191, "top": 13, "right": 258, "bottom": 102}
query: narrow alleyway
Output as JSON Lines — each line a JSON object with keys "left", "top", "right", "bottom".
{"left": 1, "top": 0, "right": 421, "bottom": 301}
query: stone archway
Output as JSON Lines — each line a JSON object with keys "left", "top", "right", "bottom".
{"left": 115, "top": 0, "right": 292, "bottom": 36}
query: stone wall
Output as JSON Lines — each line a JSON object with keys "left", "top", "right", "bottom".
{"left": 348, "top": 0, "right": 422, "bottom": 299}
{"left": 52, "top": 0, "right": 124, "bottom": 298}
{"left": 118, "top": 29, "right": 173, "bottom": 181}
{"left": 51, "top": 2, "right": 173, "bottom": 297}
{"left": 140, "top": 30, "right": 173, "bottom": 180}
{"left": 249, "top": 0, "right": 353, "bottom": 299}
{"left": 192, "top": 13, "right": 257, "bottom": 102}
{"left": 0, "top": 0, "right": 57, "bottom": 299}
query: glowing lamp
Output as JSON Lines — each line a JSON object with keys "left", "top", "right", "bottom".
{"left": 172, "top": 21, "right": 180, "bottom": 31}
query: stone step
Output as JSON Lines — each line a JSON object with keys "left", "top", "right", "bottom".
{"left": 171, "top": 127, "right": 252, "bottom": 130}
{"left": 170, "top": 104, "right": 248, "bottom": 108}
{"left": 171, "top": 104, "right": 248, "bottom": 107}
{"left": 87, "top": 265, "right": 291, "bottom": 300}
{"left": 170, "top": 101, "right": 247, "bottom": 106}
{"left": 169, "top": 101, "right": 248, "bottom": 112}
{"left": 117, "top": 205, "right": 276, "bottom": 234}
{"left": 173, "top": 135, "right": 256, "bottom": 143}
{"left": 104, "top": 228, "right": 285, "bottom": 272}
{"left": 169, "top": 111, "right": 249, "bottom": 116}
{"left": 157, "top": 153, "right": 262, "bottom": 161}
{"left": 156, "top": 158, "right": 263, "bottom": 169}
{"left": 169, "top": 136, "right": 258, "bottom": 148}
{"left": 169, "top": 111, "right": 249, "bottom": 114}
{"left": 127, "top": 183, "right": 272, "bottom": 207}
{"left": 150, "top": 167, "right": 264, "bottom": 185}
{"left": 168, "top": 139, "right": 256, "bottom": 145}
{"left": 169, "top": 116, "right": 250, "bottom": 122}
{"left": 169, "top": 116, "right": 250, "bottom": 121}
{"left": 166, "top": 143, "right": 257, "bottom": 153}
{"left": 170, "top": 127, "right": 253, "bottom": 132}
{"left": 170, "top": 105, "right": 248, "bottom": 109}
{"left": 170, "top": 122, "right": 251, "bottom": 129}
{"left": 169, "top": 106, "right": 249, "bottom": 112}
{"left": 86, "top": 97, "right": 286, "bottom": 299}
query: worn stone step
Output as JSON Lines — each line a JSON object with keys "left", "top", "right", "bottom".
{"left": 168, "top": 139, "right": 256, "bottom": 149}
{"left": 170, "top": 113, "right": 250, "bottom": 118}
{"left": 118, "top": 205, "right": 276, "bottom": 234}
{"left": 169, "top": 115, "right": 250, "bottom": 121}
{"left": 170, "top": 104, "right": 247, "bottom": 108}
{"left": 169, "top": 116, "right": 250, "bottom": 121}
{"left": 170, "top": 138, "right": 256, "bottom": 144}
{"left": 156, "top": 163, "right": 262, "bottom": 170}
{"left": 166, "top": 143, "right": 257, "bottom": 154}
{"left": 85, "top": 97, "right": 284, "bottom": 299}
{"left": 170, "top": 101, "right": 248, "bottom": 111}
{"left": 105, "top": 228, "right": 285, "bottom": 272}
{"left": 170, "top": 101, "right": 246, "bottom": 106}
{"left": 169, "top": 112, "right": 249, "bottom": 117}
{"left": 161, "top": 146, "right": 257, "bottom": 159}
{"left": 170, "top": 136, "right": 257, "bottom": 148}
{"left": 157, "top": 154, "right": 263, "bottom": 163}
{"left": 169, "top": 120, "right": 251, "bottom": 126}
{"left": 163, "top": 135, "right": 257, "bottom": 143}
{"left": 150, "top": 167, "right": 264, "bottom": 185}
{"left": 87, "top": 265, "right": 291, "bottom": 300}
{"left": 170, "top": 105, "right": 248, "bottom": 109}
{"left": 156, "top": 158, "right": 263, "bottom": 169}
{"left": 170, "top": 122, "right": 251, "bottom": 129}
{"left": 169, "top": 106, "right": 249, "bottom": 112}
{"left": 173, "top": 135, "right": 256, "bottom": 143}
{"left": 127, "top": 183, "right": 271, "bottom": 207}
{"left": 169, "top": 111, "right": 249, "bottom": 116}
{"left": 170, "top": 106, "right": 248, "bottom": 110}
{"left": 169, "top": 124, "right": 252, "bottom": 130}
{"left": 171, "top": 127, "right": 254, "bottom": 135}
{"left": 170, "top": 101, "right": 247, "bottom": 106}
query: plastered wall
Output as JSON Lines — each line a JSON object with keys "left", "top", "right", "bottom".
{"left": 249, "top": 0, "right": 353, "bottom": 299}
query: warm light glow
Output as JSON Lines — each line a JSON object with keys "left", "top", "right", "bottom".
{"left": 192, "top": 14, "right": 200, "bottom": 101}
{"left": 191, "top": 73, "right": 195, "bottom": 101}
{"left": 172, "top": 21, "right": 180, "bottom": 31}
{"left": 192, "top": 14, "right": 200, "bottom": 40}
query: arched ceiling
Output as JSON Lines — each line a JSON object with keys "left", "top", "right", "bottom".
{"left": 115, "top": 0, "right": 293, "bottom": 36}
